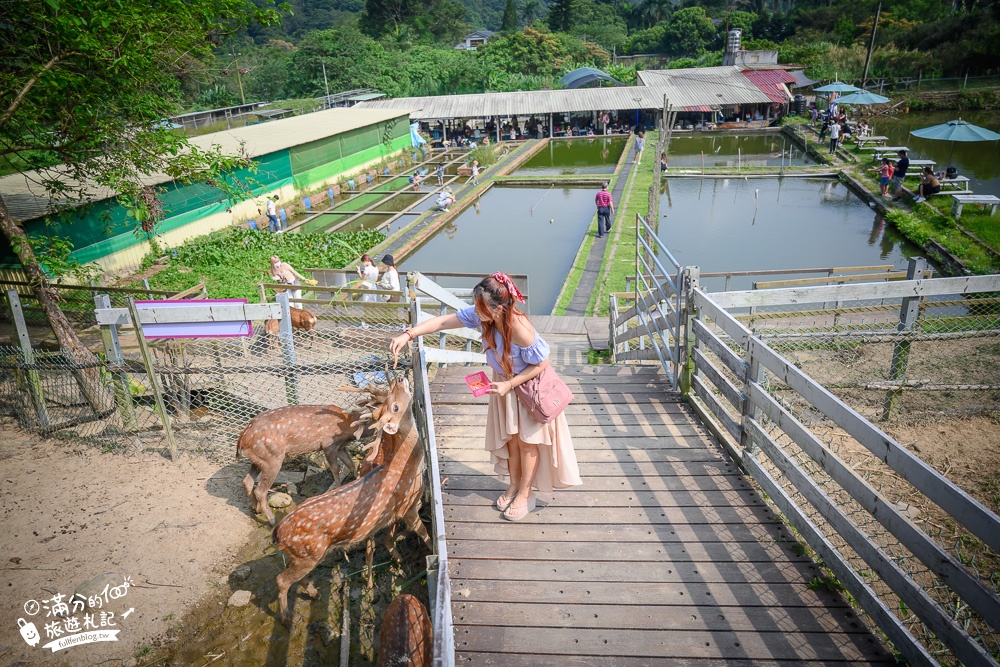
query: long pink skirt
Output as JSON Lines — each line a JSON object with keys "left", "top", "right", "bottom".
{"left": 485, "top": 376, "right": 582, "bottom": 492}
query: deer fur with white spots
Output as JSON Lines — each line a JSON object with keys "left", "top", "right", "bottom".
{"left": 236, "top": 404, "right": 367, "bottom": 525}
{"left": 272, "top": 375, "right": 431, "bottom": 626}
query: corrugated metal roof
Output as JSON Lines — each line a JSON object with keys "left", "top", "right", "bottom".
{"left": 0, "top": 107, "right": 411, "bottom": 223}
{"left": 741, "top": 71, "right": 793, "bottom": 105}
{"left": 357, "top": 86, "right": 674, "bottom": 119}
{"left": 637, "top": 66, "right": 774, "bottom": 106}
{"left": 788, "top": 71, "right": 819, "bottom": 88}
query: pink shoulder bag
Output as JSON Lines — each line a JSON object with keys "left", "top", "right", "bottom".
{"left": 514, "top": 365, "right": 574, "bottom": 423}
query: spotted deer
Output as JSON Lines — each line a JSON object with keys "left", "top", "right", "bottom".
{"left": 262, "top": 306, "right": 318, "bottom": 351}
{"left": 377, "top": 594, "right": 432, "bottom": 667}
{"left": 272, "top": 375, "right": 431, "bottom": 626}
{"left": 236, "top": 404, "right": 367, "bottom": 525}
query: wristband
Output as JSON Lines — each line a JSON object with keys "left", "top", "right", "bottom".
{"left": 404, "top": 330, "right": 414, "bottom": 341}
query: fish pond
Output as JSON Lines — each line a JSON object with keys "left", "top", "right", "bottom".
{"left": 665, "top": 132, "right": 813, "bottom": 168}
{"left": 516, "top": 136, "right": 628, "bottom": 175}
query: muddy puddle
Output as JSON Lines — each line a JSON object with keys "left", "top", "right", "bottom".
{"left": 146, "top": 463, "right": 432, "bottom": 666}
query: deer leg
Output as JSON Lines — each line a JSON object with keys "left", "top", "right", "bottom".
{"left": 365, "top": 537, "right": 376, "bottom": 589}
{"left": 276, "top": 556, "right": 319, "bottom": 627}
{"left": 383, "top": 524, "right": 402, "bottom": 562}
{"left": 322, "top": 444, "right": 344, "bottom": 490}
{"left": 253, "top": 463, "right": 280, "bottom": 526}
{"left": 404, "top": 501, "right": 432, "bottom": 550}
{"left": 337, "top": 447, "right": 358, "bottom": 480}
{"left": 242, "top": 463, "right": 261, "bottom": 500}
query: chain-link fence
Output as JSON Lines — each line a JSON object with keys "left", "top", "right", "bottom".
{"left": 689, "top": 271, "right": 1000, "bottom": 666}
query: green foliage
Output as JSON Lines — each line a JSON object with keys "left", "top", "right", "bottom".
{"left": 663, "top": 7, "right": 716, "bottom": 56}
{"left": 12, "top": 235, "right": 100, "bottom": 282}
{"left": 141, "top": 227, "right": 385, "bottom": 300}
{"left": 480, "top": 25, "right": 608, "bottom": 78}
{"left": 623, "top": 24, "right": 666, "bottom": 55}
{"left": 288, "top": 27, "right": 400, "bottom": 97}
{"left": 361, "top": 0, "right": 468, "bottom": 44}
{"left": 721, "top": 11, "right": 757, "bottom": 40}
{"left": 467, "top": 144, "right": 499, "bottom": 168}
{"left": 547, "top": 0, "right": 578, "bottom": 32}
{"left": 502, "top": 0, "right": 519, "bottom": 31}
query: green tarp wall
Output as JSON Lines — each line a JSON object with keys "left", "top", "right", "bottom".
{"left": 0, "top": 114, "right": 411, "bottom": 268}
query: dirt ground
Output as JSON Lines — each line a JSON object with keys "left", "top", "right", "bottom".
{"left": 0, "top": 419, "right": 257, "bottom": 667}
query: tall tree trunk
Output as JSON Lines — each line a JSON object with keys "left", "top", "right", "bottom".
{"left": 0, "top": 197, "right": 114, "bottom": 415}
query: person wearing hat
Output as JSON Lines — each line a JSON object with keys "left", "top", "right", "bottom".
{"left": 595, "top": 182, "right": 614, "bottom": 238}
{"left": 378, "top": 254, "right": 401, "bottom": 302}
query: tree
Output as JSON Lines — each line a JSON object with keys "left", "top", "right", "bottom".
{"left": 547, "top": 0, "right": 579, "bottom": 32}
{"left": 503, "top": 0, "right": 519, "bottom": 31}
{"left": 663, "top": 6, "right": 717, "bottom": 55}
{"left": 361, "top": 0, "right": 469, "bottom": 43}
{"left": 288, "top": 27, "right": 400, "bottom": 97}
{"left": 1, "top": 0, "right": 279, "bottom": 412}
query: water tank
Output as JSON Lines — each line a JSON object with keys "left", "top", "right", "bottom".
{"left": 793, "top": 94, "right": 806, "bottom": 115}
{"left": 726, "top": 29, "right": 742, "bottom": 53}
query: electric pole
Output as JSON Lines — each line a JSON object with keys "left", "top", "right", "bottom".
{"left": 861, "top": 1, "right": 882, "bottom": 88}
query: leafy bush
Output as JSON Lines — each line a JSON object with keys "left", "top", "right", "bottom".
{"left": 140, "top": 227, "right": 385, "bottom": 300}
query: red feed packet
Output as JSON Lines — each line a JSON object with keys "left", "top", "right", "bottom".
{"left": 464, "top": 371, "right": 491, "bottom": 397}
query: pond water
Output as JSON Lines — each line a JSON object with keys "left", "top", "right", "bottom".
{"left": 866, "top": 110, "right": 1000, "bottom": 196}
{"left": 516, "top": 136, "right": 628, "bottom": 175}
{"left": 402, "top": 186, "right": 599, "bottom": 314}
{"left": 666, "top": 133, "right": 814, "bottom": 168}
{"left": 658, "top": 177, "right": 932, "bottom": 292}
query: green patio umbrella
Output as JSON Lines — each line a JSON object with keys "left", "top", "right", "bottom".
{"left": 814, "top": 81, "right": 861, "bottom": 93}
{"left": 834, "top": 91, "right": 890, "bottom": 105}
{"left": 910, "top": 119, "right": 1000, "bottom": 165}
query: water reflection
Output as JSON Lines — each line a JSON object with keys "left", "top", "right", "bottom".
{"left": 517, "top": 137, "right": 628, "bottom": 175}
{"left": 658, "top": 177, "right": 931, "bottom": 291}
{"left": 402, "top": 186, "right": 598, "bottom": 314}
{"left": 666, "top": 133, "right": 811, "bottom": 168}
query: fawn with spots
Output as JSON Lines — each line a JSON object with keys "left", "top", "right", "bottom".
{"left": 262, "top": 306, "right": 318, "bottom": 350}
{"left": 377, "top": 593, "right": 432, "bottom": 667}
{"left": 272, "top": 374, "right": 431, "bottom": 626}
{"left": 236, "top": 403, "right": 369, "bottom": 525}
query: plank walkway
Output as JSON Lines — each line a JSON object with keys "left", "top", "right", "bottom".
{"left": 429, "top": 333, "right": 893, "bottom": 665}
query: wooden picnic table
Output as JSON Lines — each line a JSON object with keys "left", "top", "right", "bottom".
{"left": 855, "top": 135, "right": 888, "bottom": 149}
{"left": 862, "top": 145, "right": 908, "bottom": 151}
{"left": 937, "top": 176, "right": 972, "bottom": 192}
{"left": 951, "top": 193, "right": 999, "bottom": 218}
{"left": 905, "top": 159, "right": 937, "bottom": 169}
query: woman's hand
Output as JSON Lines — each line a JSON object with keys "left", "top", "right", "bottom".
{"left": 388, "top": 334, "right": 410, "bottom": 362}
{"left": 489, "top": 380, "right": 512, "bottom": 397}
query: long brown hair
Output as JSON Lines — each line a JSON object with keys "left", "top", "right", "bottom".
{"left": 473, "top": 275, "right": 526, "bottom": 377}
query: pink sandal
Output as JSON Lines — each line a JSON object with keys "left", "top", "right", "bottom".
{"left": 502, "top": 495, "right": 536, "bottom": 521}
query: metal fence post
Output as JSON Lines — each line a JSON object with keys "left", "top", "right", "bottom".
{"left": 94, "top": 294, "right": 138, "bottom": 431}
{"left": 881, "top": 257, "right": 927, "bottom": 420}
{"left": 7, "top": 289, "right": 49, "bottom": 427}
{"left": 276, "top": 291, "right": 299, "bottom": 405}
{"left": 126, "top": 296, "right": 179, "bottom": 460}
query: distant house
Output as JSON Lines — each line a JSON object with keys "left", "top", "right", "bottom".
{"left": 455, "top": 30, "right": 494, "bottom": 51}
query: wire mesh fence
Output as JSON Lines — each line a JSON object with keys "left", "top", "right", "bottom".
{"left": 690, "top": 276, "right": 1000, "bottom": 666}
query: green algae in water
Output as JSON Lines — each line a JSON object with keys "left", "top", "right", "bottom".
{"left": 517, "top": 136, "right": 628, "bottom": 175}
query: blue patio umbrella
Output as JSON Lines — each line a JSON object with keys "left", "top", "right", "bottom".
{"left": 910, "top": 119, "right": 1000, "bottom": 165}
{"left": 813, "top": 81, "right": 861, "bottom": 93}
{"left": 834, "top": 91, "right": 890, "bottom": 105}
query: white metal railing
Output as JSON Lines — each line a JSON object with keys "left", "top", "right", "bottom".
{"left": 609, "top": 212, "right": 685, "bottom": 387}
{"left": 686, "top": 270, "right": 1000, "bottom": 667}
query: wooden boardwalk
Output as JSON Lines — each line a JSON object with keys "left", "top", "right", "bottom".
{"left": 430, "top": 333, "right": 894, "bottom": 665}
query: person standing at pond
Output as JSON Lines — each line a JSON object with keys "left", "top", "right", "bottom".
{"left": 436, "top": 162, "right": 444, "bottom": 185}
{"left": 595, "top": 182, "right": 614, "bottom": 239}
{"left": 470, "top": 160, "right": 480, "bottom": 186}
{"left": 892, "top": 150, "right": 910, "bottom": 202}
{"left": 634, "top": 131, "right": 645, "bottom": 161}
{"left": 873, "top": 158, "right": 893, "bottom": 197}
{"left": 388, "top": 273, "right": 582, "bottom": 520}
{"left": 265, "top": 195, "right": 281, "bottom": 233}
{"left": 828, "top": 120, "right": 841, "bottom": 154}
{"left": 819, "top": 117, "right": 830, "bottom": 142}
{"left": 357, "top": 253, "right": 380, "bottom": 302}
{"left": 270, "top": 255, "right": 314, "bottom": 301}
{"left": 379, "top": 254, "right": 401, "bottom": 302}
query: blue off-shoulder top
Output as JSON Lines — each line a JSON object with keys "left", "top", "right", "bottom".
{"left": 456, "top": 306, "right": 550, "bottom": 376}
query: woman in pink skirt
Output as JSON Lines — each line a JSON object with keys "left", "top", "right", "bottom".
{"left": 389, "top": 272, "right": 581, "bottom": 520}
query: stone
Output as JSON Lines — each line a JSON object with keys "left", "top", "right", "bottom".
{"left": 232, "top": 564, "right": 252, "bottom": 582}
{"left": 267, "top": 492, "right": 293, "bottom": 509}
{"left": 227, "top": 590, "right": 252, "bottom": 608}
{"left": 286, "top": 482, "right": 298, "bottom": 497}
{"left": 73, "top": 573, "right": 127, "bottom": 611}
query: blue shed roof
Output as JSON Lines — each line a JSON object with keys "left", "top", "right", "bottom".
{"left": 560, "top": 67, "right": 624, "bottom": 89}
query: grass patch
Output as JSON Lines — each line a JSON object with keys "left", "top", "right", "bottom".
{"left": 133, "top": 226, "right": 384, "bottom": 301}
{"left": 588, "top": 135, "right": 657, "bottom": 317}
{"left": 588, "top": 348, "right": 613, "bottom": 364}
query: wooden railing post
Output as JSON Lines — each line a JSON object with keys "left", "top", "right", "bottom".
{"left": 680, "top": 267, "right": 699, "bottom": 397}
{"left": 126, "top": 296, "right": 179, "bottom": 461}
{"left": 7, "top": 290, "right": 49, "bottom": 427}
{"left": 881, "top": 257, "right": 927, "bottom": 420}
{"left": 276, "top": 291, "right": 299, "bottom": 406}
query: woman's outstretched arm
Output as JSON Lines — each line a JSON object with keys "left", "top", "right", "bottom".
{"left": 389, "top": 312, "right": 464, "bottom": 358}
